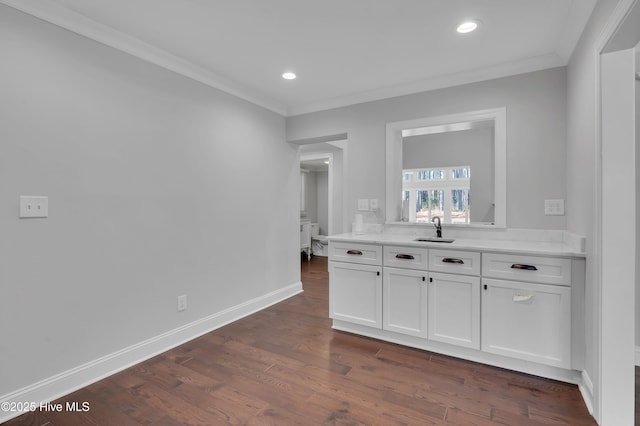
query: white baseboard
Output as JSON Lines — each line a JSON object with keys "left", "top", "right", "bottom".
{"left": 0, "top": 281, "right": 303, "bottom": 423}
{"left": 578, "top": 370, "right": 595, "bottom": 418}
{"left": 635, "top": 346, "right": 640, "bottom": 366}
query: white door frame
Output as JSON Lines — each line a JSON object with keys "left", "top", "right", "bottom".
{"left": 599, "top": 47, "right": 636, "bottom": 426}
{"left": 595, "top": 0, "right": 639, "bottom": 423}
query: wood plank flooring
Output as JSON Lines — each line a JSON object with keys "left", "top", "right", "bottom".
{"left": 6, "top": 256, "right": 596, "bottom": 425}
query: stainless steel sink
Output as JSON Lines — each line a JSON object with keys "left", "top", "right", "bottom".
{"left": 414, "top": 237, "right": 455, "bottom": 243}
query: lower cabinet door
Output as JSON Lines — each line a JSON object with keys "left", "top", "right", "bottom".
{"left": 383, "top": 267, "right": 428, "bottom": 338}
{"left": 481, "top": 278, "right": 571, "bottom": 368}
{"left": 428, "top": 272, "right": 480, "bottom": 349}
{"left": 329, "top": 261, "right": 382, "bottom": 328}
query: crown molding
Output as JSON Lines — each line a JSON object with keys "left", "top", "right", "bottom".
{"left": 287, "top": 53, "right": 565, "bottom": 117}
{"left": 2, "top": 0, "right": 582, "bottom": 118}
{"left": 0, "top": 0, "right": 288, "bottom": 116}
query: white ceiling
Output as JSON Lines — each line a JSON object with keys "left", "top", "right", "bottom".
{"left": 2, "top": 0, "right": 597, "bottom": 116}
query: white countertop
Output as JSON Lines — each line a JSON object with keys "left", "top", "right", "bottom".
{"left": 328, "top": 231, "right": 586, "bottom": 258}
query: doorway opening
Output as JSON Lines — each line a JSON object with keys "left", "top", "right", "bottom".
{"left": 290, "top": 134, "right": 347, "bottom": 262}
{"left": 300, "top": 153, "right": 332, "bottom": 258}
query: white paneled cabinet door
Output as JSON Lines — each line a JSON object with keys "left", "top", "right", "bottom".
{"left": 428, "top": 272, "right": 480, "bottom": 349}
{"left": 383, "top": 267, "right": 428, "bottom": 338}
{"left": 329, "top": 262, "right": 382, "bottom": 328}
{"left": 481, "top": 279, "right": 571, "bottom": 368}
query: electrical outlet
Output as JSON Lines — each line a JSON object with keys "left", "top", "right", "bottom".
{"left": 177, "top": 294, "right": 187, "bottom": 312}
{"left": 369, "top": 198, "right": 379, "bottom": 209}
{"left": 20, "top": 196, "right": 48, "bottom": 218}
{"left": 544, "top": 199, "right": 565, "bottom": 216}
{"left": 357, "top": 199, "right": 370, "bottom": 211}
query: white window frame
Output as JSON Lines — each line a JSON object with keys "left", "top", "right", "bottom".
{"left": 402, "top": 166, "right": 470, "bottom": 224}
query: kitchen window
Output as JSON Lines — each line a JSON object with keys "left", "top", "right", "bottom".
{"left": 402, "top": 166, "right": 470, "bottom": 224}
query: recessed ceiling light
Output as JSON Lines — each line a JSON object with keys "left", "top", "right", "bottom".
{"left": 456, "top": 20, "right": 479, "bottom": 34}
{"left": 282, "top": 72, "right": 296, "bottom": 80}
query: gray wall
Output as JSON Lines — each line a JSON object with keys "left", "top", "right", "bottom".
{"left": 300, "top": 169, "right": 329, "bottom": 234}
{"left": 0, "top": 5, "right": 299, "bottom": 396}
{"left": 403, "top": 127, "right": 494, "bottom": 223}
{"left": 301, "top": 170, "right": 329, "bottom": 234}
{"left": 315, "top": 171, "right": 329, "bottom": 235}
{"left": 287, "top": 67, "right": 568, "bottom": 230}
{"left": 302, "top": 170, "right": 318, "bottom": 222}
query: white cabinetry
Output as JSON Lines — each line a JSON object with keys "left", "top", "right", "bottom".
{"left": 328, "top": 236, "right": 584, "bottom": 381}
{"left": 329, "top": 242, "right": 382, "bottom": 328}
{"left": 428, "top": 271, "right": 480, "bottom": 349}
{"left": 383, "top": 268, "right": 428, "bottom": 337}
{"left": 481, "top": 253, "right": 572, "bottom": 368}
{"left": 383, "top": 245, "right": 428, "bottom": 269}
{"left": 427, "top": 249, "right": 481, "bottom": 350}
{"left": 428, "top": 249, "right": 480, "bottom": 275}
{"left": 482, "top": 253, "right": 571, "bottom": 286}
{"left": 329, "top": 242, "right": 382, "bottom": 265}
{"left": 382, "top": 245, "right": 429, "bottom": 338}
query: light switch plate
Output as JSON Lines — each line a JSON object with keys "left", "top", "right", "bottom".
{"left": 20, "top": 196, "right": 48, "bottom": 218}
{"left": 357, "top": 199, "right": 370, "bottom": 211}
{"left": 177, "top": 294, "right": 187, "bottom": 312}
{"left": 544, "top": 199, "right": 565, "bottom": 216}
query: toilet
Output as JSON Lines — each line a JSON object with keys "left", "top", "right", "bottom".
{"left": 310, "top": 223, "right": 328, "bottom": 257}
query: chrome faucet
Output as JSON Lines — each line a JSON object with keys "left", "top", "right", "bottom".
{"left": 433, "top": 217, "right": 442, "bottom": 238}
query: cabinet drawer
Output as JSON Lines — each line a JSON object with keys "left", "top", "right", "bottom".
{"left": 383, "top": 245, "right": 429, "bottom": 270}
{"left": 329, "top": 242, "right": 382, "bottom": 266}
{"left": 429, "top": 249, "right": 480, "bottom": 276}
{"left": 481, "top": 278, "right": 571, "bottom": 368}
{"left": 482, "top": 253, "right": 571, "bottom": 286}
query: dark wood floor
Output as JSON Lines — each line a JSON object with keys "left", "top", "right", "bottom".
{"left": 7, "top": 256, "right": 596, "bottom": 425}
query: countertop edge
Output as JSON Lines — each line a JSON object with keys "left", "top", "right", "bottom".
{"left": 327, "top": 234, "right": 586, "bottom": 258}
